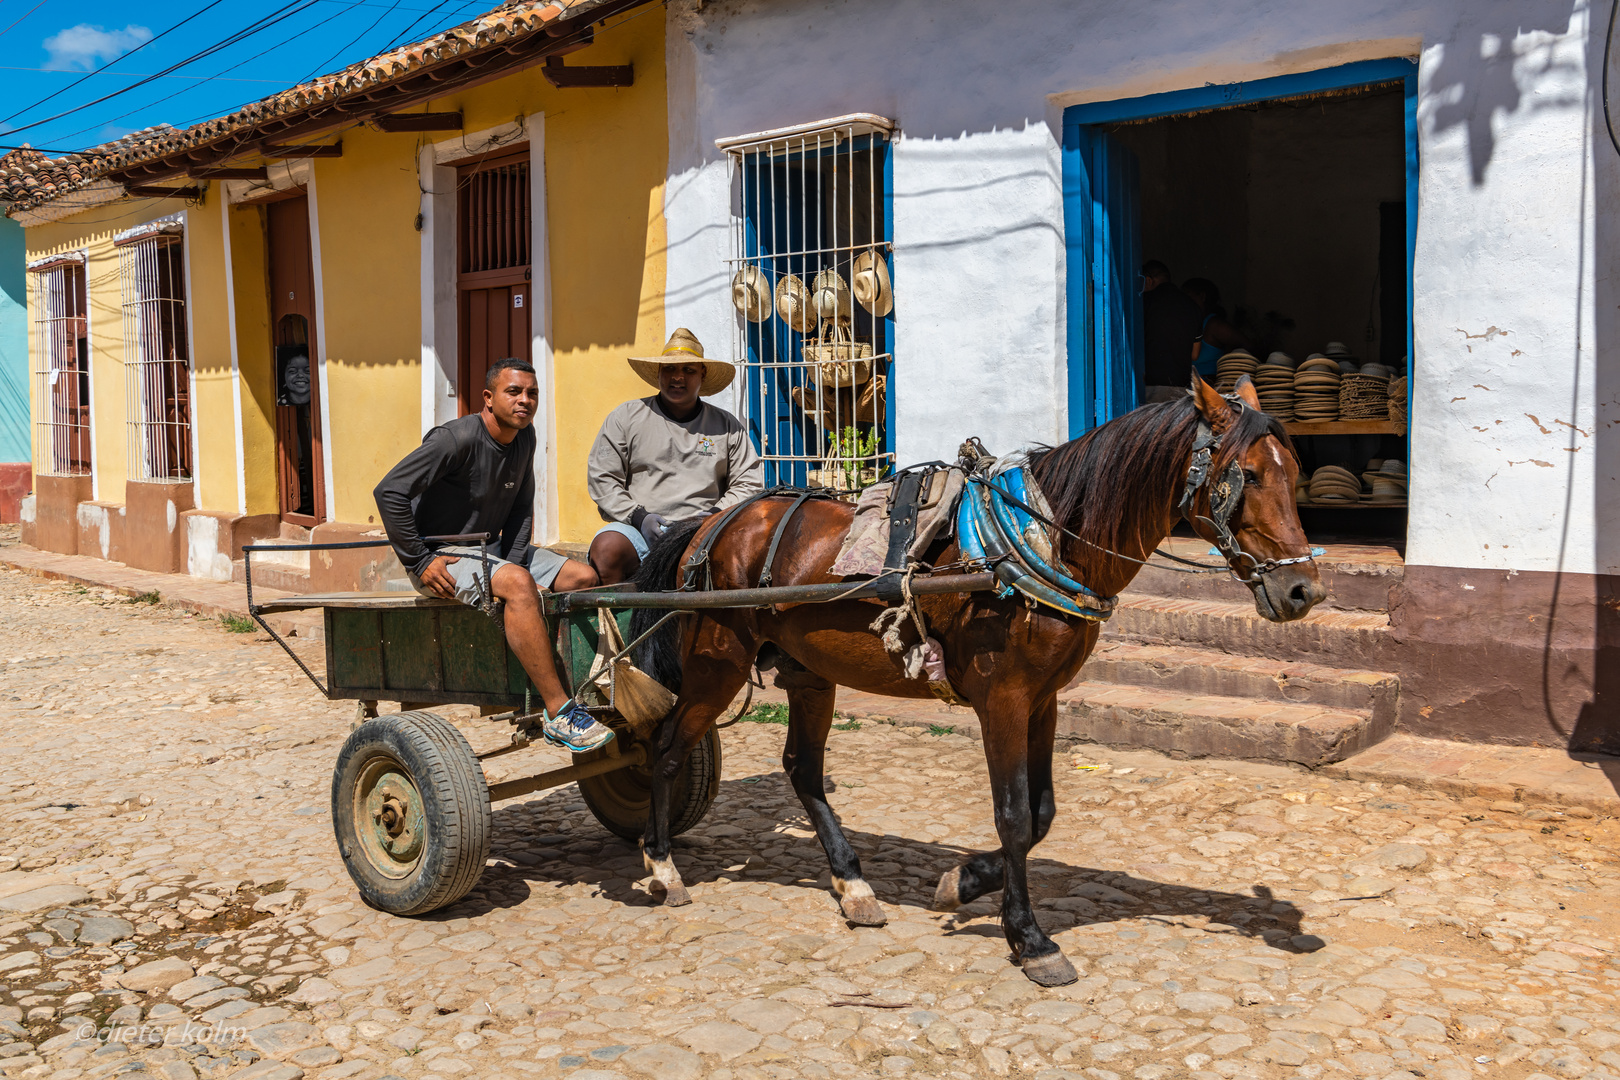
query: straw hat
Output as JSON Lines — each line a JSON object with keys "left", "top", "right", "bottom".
{"left": 627, "top": 328, "right": 735, "bottom": 396}
{"left": 730, "top": 266, "right": 772, "bottom": 323}
{"left": 812, "top": 269, "right": 853, "bottom": 322}
{"left": 852, "top": 249, "right": 893, "bottom": 317}
{"left": 775, "top": 274, "right": 814, "bottom": 333}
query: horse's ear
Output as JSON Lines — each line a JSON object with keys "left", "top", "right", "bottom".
{"left": 1191, "top": 371, "right": 1236, "bottom": 429}
{"left": 1232, "top": 373, "right": 1262, "bottom": 411}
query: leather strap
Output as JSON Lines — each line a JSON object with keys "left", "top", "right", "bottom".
{"left": 680, "top": 487, "right": 807, "bottom": 592}
{"left": 883, "top": 469, "right": 928, "bottom": 571}
{"left": 759, "top": 490, "right": 832, "bottom": 588}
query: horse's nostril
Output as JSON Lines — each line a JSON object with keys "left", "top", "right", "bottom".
{"left": 1289, "top": 583, "right": 1311, "bottom": 606}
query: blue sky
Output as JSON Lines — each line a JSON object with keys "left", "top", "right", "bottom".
{"left": 0, "top": 0, "right": 495, "bottom": 155}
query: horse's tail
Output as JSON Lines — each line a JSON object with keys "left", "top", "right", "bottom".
{"left": 629, "top": 517, "right": 706, "bottom": 693}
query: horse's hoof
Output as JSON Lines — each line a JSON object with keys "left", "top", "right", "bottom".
{"left": 656, "top": 881, "right": 691, "bottom": 907}
{"left": 1021, "top": 950, "right": 1079, "bottom": 987}
{"left": 932, "top": 866, "right": 963, "bottom": 912}
{"left": 840, "top": 893, "right": 887, "bottom": 927}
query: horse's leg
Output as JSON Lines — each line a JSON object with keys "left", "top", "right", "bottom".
{"left": 777, "top": 663, "right": 886, "bottom": 927}
{"left": 641, "top": 645, "right": 749, "bottom": 907}
{"left": 977, "top": 689, "right": 1076, "bottom": 986}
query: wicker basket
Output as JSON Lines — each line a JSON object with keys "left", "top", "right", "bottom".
{"left": 1388, "top": 376, "right": 1409, "bottom": 422}
{"left": 804, "top": 320, "right": 873, "bottom": 388}
{"left": 1339, "top": 373, "right": 1391, "bottom": 420}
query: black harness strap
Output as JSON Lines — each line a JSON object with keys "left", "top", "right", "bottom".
{"left": 680, "top": 487, "right": 806, "bottom": 592}
{"left": 759, "top": 490, "right": 834, "bottom": 588}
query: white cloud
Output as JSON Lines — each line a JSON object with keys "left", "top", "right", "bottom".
{"left": 42, "top": 23, "right": 153, "bottom": 72}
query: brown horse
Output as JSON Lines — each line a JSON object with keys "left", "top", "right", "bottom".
{"left": 631, "top": 376, "right": 1325, "bottom": 986}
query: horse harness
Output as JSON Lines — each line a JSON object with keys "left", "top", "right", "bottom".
{"left": 680, "top": 486, "right": 841, "bottom": 593}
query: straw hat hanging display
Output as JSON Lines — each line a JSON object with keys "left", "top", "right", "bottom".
{"left": 1292, "top": 354, "right": 1342, "bottom": 421}
{"left": 811, "top": 269, "right": 853, "bottom": 322}
{"left": 852, "top": 249, "right": 893, "bottom": 317}
{"left": 775, "top": 274, "right": 814, "bottom": 333}
{"left": 730, "top": 266, "right": 772, "bottom": 323}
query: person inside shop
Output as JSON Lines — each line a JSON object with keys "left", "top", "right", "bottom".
{"left": 587, "top": 328, "right": 764, "bottom": 586}
{"left": 1141, "top": 259, "right": 1205, "bottom": 403}
{"left": 373, "top": 357, "right": 615, "bottom": 754}
{"left": 1183, "top": 278, "right": 1250, "bottom": 381}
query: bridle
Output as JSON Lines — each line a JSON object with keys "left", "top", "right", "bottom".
{"left": 1177, "top": 407, "right": 1316, "bottom": 587}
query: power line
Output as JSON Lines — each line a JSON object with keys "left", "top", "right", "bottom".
{"left": 0, "top": 0, "right": 50, "bottom": 44}
{"left": 298, "top": 0, "right": 406, "bottom": 84}
{"left": 0, "top": 0, "right": 232, "bottom": 127}
{"left": 0, "top": 64, "right": 293, "bottom": 83}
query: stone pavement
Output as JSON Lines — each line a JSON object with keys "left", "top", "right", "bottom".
{"left": 3, "top": 557, "right": 1620, "bottom": 1080}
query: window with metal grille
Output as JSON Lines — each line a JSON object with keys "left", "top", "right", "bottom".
{"left": 30, "top": 258, "right": 91, "bottom": 477}
{"left": 117, "top": 231, "right": 192, "bottom": 481}
{"left": 458, "top": 151, "right": 530, "bottom": 275}
{"left": 722, "top": 114, "right": 895, "bottom": 491}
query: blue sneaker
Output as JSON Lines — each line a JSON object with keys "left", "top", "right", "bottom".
{"left": 541, "top": 701, "right": 616, "bottom": 753}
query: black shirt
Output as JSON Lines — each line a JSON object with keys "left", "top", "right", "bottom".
{"left": 373, "top": 414, "right": 535, "bottom": 576}
{"left": 1143, "top": 282, "right": 1205, "bottom": 388}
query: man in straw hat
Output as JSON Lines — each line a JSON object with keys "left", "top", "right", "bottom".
{"left": 588, "top": 328, "right": 763, "bottom": 584}
{"left": 375, "top": 357, "right": 615, "bottom": 753}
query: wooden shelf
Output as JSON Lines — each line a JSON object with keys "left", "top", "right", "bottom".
{"left": 1284, "top": 420, "right": 1407, "bottom": 436}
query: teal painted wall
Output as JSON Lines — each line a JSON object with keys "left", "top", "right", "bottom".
{"left": 0, "top": 216, "right": 26, "bottom": 464}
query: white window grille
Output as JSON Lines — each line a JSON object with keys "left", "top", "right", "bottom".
{"left": 30, "top": 256, "right": 91, "bottom": 477}
{"left": 117, "top": 227, "right": 193, "bottom": 481}
{"left": 721, "top": 114, "right": 895, "bottom": 491}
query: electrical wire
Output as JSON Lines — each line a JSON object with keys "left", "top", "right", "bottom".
{"left": 297, "top": 0, "right": 406, "bottom": 84}
{"left": 0, "top": 0, "right": 232, "bottom": 127}
{"left": 0, "top": 0, "right": 322, "bottom": 140}
{"left": 1605, "top": 0, "right": 1620, "bottom": 159}
{"left": 0, "top": 0, "right": 50, "bottom": 44}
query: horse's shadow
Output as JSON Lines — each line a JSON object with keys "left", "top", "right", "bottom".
{"left": 427, "top": 772, "right": 1308, "bottom": 953}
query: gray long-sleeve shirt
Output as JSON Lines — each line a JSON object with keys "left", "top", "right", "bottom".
{"left": 373, "top": 414, "right": 535, "bottom": 576}
{"left": 588, "top": 396, "right": 764, "bottom": 525}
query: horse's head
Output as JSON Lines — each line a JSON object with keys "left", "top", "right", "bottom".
{"left": 1188, "top": 375, "right": 1326, "bottom": 622}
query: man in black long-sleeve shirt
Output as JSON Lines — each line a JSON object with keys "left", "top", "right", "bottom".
{"left": 373, "top": 358, "right": 613, "bottom": 752}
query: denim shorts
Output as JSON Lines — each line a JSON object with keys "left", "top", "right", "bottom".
{"left": 408, "top": 544, "right": 568, "bottom": 607}
{"left": 593, "top": 521, "right": 650, "bottom": 560}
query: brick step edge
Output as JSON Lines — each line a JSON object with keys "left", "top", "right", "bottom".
{"left": 1080, "top": 641, "right": 1398, "bottom": 720}
{"left": 1057, "top": 681, "right": 1383, "bottom": 767}
{"left": 1105, "top": 596, "right": 1398, "bottom": 671}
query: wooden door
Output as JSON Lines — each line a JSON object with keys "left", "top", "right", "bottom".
{"left": 455, "top": 147, "right": 532, "bottom": 416}
{"left": 267, "top": 195, "right": 325, "bottom": 524}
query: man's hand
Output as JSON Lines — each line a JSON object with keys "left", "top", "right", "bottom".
{"left": 420, "top": 555, "right": 460, "bottom": 599}
{"left": 639, "top": 513, "right": 669, "bottom": 545}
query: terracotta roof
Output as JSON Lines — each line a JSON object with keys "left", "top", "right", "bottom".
{"left": 1, "top": 127, "right": 175, "bottom": 209}
{"left": 6, "top": 0, "right": 639, "bottom": 213}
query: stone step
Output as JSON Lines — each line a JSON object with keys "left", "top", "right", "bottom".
{"left": 1080, "top": 640, "right": 1397, "bottom": 728}
{"left": 231, "top": 557, "right": 311, "bottom": 595}
{"left": 1103, "top": 594, "right": 1398, "bottom": 671}
{"left": 1055, "top": 681, "right": 1379, "bottom": 766}
{"left": 1119, "top": 537, "right": 1403, "bottom": 615}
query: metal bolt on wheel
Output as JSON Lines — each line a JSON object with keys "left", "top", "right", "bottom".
{"left": 331, "top": 711, "right": 491, "bottom": 915}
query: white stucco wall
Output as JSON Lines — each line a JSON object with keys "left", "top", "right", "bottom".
{"left": 664, "top": 0, "right": 1618, "bottom": 577}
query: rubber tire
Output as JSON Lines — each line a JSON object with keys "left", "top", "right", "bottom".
{"left": 577, "top": 726, "right": 722, "bottom": 842}
{"left": 331, "top": 711, "right": 491, "bottom": 916}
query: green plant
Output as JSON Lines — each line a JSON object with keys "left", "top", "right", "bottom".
{"left": 825, "top": 426, "right": 889, "bottom": 490}
{"left": 832, "top": 719, "right": 862, "bottom": 732}
{"left": 740, "top": 703, "right": 791, "bottom": 726}
{"left": 927, "top": 724, "right": 955, "bottom": 737}
{"left": 220, "top": 614, "right": 256, "bottom": 633}
{"left": 126, "top": 590, "right": 161, "bottom": 605}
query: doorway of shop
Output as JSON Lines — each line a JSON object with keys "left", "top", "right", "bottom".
{"left": 1063, "top": 58, "right": 1417, "bottom": 541}
{"left": 455, "top": 146, "right": 532, "bottom": 416}
{"left": 266, "top": 194, "right": 324, "bottom": 525}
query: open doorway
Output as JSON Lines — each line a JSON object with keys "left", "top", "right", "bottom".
{"left": 1064, "top": 59, "right": 1416, "bottom": 543}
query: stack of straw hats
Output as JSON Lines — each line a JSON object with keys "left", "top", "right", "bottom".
{"left": 1254, "top": 352, "right": 1296, "bottom": 420}
{"left": 1362, "top": 458, "right": 1407, "bottom": 504}
{"left": 1215, "top": 349, "right": 1258, "bottom": 393}
{"left": 1340, "top": 362, "right": 1392, "bottom": 420}
{"left": 1306, "top": 465, "right": 1361, "bottom": 504}
{"left": 1293, "top": 354, "right": 1342, "bottom": 421}
{"left": 1324, "top": 342, "right": 1359, "bottom": 372}
{"left": 1388, "top": 375, "right": 1409, "bottom": 422}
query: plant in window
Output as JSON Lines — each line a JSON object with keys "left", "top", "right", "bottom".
{"left": 825, "top": 425, "right": 887, "bottom": 491}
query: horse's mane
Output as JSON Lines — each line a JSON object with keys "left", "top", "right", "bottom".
{"left": 1025, "top": 392, "right": 1294, "bottom": 562}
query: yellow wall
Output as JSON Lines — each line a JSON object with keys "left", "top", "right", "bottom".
{"left": 24, "top": 198, "right": 191, "bottom": 501}
{"left": 226, "top": 202, "right": 276, "bottom": 516}
{"left": 182, "top": 200, "right": 237, "bottom": 512}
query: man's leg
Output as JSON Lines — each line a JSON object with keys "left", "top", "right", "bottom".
{"left": 490, "top": 563, "right": 570, "bottom": 715}
{"left": 551, "top": 559, "right": 599, "bottom": 592}
{"left": 589, "top": 529, "right": 642, "bottom": 586}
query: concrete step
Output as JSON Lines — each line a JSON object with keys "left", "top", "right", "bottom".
{"left": 1080, "top": 640, "right": 1397, "bottom": 726}
{"left": 232, "top": 556, "right": 311, "bottom": 594}
{"left": 1120, "top": 537, "right": 1403, "bottom": 615}
{"left": 1103, "top": 594, "right": 1398, "bottom": 671}
{"left": 1055, "top": 681, "right": 1379, "bottom": 766}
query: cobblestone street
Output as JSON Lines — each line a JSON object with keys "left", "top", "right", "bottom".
{"left": 3, "top": 562, "right": 1620, "bottom": 1080}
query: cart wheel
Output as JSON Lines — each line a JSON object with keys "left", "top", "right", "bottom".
{"left": 577, "top": 725, "right": 722, "bottom": 842}
{"left": 331, "top": 711, "right": 491, "bottom": 916}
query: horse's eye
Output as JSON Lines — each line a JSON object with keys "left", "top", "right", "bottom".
{"left": 1242, "top": 470, "right": 1260, "bottom": 486}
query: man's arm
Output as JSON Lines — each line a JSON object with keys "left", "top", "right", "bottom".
{"left": 587, "top": 407, "right": 645, "bottom": 524}
{"left": 711, "top": 417, "right": 765, "bottom": 512}
{"left": 373, "top": 428, "right": 460, "bottom": 575}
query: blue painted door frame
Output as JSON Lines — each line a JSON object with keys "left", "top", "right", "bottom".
{"left": 1062, "top": 58, "right": 1420, "bottom": 439}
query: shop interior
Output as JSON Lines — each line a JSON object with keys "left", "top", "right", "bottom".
{"left": 1110, "top": 82, "right": 1410, "bottom": 542}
